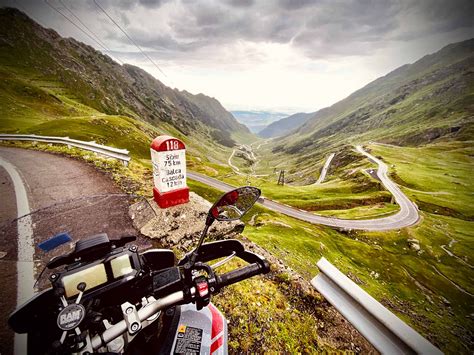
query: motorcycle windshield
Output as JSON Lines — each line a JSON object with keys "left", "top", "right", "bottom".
{"left": 0, "top": 194, "right": 158, "bottom": 351}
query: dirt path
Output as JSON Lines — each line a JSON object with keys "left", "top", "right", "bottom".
{"left": 432, "top": 265, "right": 474, "bottom": 297}
{"left": 227, "top": 149, "right": 245, "bottom": 176}
{"left": 440, "top": 244, "right": 474, "bottom": 269}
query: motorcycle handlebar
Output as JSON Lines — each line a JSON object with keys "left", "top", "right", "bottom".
{"left": 91, "top": 289, "right": 192, "bottom": 349}
{"left": 91, "top": 252, "right": 269, "bottom": 350}
{"left": 216, "top": 262, "right": 266, "bottom": 288}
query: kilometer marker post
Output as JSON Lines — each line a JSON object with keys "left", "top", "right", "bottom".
{"left": 151, "top": 135, "right": 189, "bottom": 208}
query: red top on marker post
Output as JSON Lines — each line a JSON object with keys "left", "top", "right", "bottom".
{"left": 150, "top": 135, "right": 189, "bottom": 208}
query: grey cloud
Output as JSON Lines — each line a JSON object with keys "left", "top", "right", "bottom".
{"left": 289, "top": 0, "right": 402, "bottom": 58}
{"left": 193, "top": 4, "right": 226, "bottom": 27}
{"left": 224, "top": 0, "right": 254, "bottom": 8}
{"left": 119, "top": 12, "right": 130, "bottom": 26}
{"left": 418, "top": 0, "right": 473, "bottom": 29}
{"left": 408, "top": 0, "right": 474, "bottom": 32}
{"left": 168, "top": 2, "right": 301, "bottom": 45}
{"left": 93, "top": 0, "right": 170, "bottom": 10}
{"left": 138, "top": 0, "right": 169, "bottom": 8}
{"left": 7, "top": 0, "right": 473, "bottom": 63}
{"left": 157, "top": 0, "right": 401, "bottom": 59}
{"left": 392, "top": 0, "right": 474, "bottom": 41}
{"left": 277, "top": 0, "right": 317, "bottom": 11}
{"left": 164, "top": 0, "right": 473, "bottom": 59}
{"left": 95, "top": 0, "right": 136, "bottom": 10}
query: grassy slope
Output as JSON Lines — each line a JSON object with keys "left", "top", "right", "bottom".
{"left": 371, "top": 142, "right": 473, "bottom": 219}
{"left": 0, "top": 55, "right": 334, "bottom": 352}
{"left": 1, "top": 10, "right": 471, "bottom": 352}
{"left": 190, "top": 140, "right": 473, "bottom": 353}
{"left": 211, "top": 142, "right": 398, "bottom": 219}
{"left": 177, "top": 180, "right": 328, "bottom": 352}
{"left": 235, "top": 142, "right": 473, "bottom": 354}
{"left": 0, "top": 61, "right": 239, "bottom": 170}
{"left": 0, "top": 8, "right": 249, "bottom": 170}
{"left": 5, "top": 137, "right": 471, "bottom": 352}
{"left": 263, "top": 39, "right": 474, "bottom": 177}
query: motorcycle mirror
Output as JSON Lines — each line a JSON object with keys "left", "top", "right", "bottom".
{"left": 188, "top": 186, "right": 261, "bottom": 267}
{"left": 208, "top": 186, "right": 261, "bottom": 223}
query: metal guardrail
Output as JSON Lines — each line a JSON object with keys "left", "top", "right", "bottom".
{"left": 311, "top": 258, "right": 442, "bottom": 354}
{"left": 0, "top": 134, "right": 131, "bottom": 166}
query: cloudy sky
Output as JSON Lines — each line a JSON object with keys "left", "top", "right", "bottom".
{"left": 3, "top": 0, "right": 474, "bottom": 113}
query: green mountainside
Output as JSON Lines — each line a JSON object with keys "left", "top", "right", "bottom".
{"left": 0, "top": 7, "right": 251, "bottom": 161}
{"left": 271, "top": 38, "right": 473, "bottom": 163}
{"left": 1, "top": 6, "right": 473, "bottom": 353}
{"left": 214, "top": 39, "right": 473, "bottom": 353}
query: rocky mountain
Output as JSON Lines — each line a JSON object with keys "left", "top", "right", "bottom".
{"left": 0, "top": 8, "right": 249, "bottom": 148}
{"left": 273, "top": 38, "right": 474, "bottom": 155}
{"left": 259, "top": 112, "right": 313, "bottom": 138}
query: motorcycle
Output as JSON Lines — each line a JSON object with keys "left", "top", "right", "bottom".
{"left": 6, "top": 186, "right": 270, "bottom": 354}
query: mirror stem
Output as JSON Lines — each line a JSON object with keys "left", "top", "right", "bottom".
{"left": 189, "top": 220, "right": 213, "bottom": 265}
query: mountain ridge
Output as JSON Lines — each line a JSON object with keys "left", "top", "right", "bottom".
{"left": 0, "top": 7, "right": 249, "bottom": 150}
{"left": 272, "top": 38, "right": 473, "bottom": 157}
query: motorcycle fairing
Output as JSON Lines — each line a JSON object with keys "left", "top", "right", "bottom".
{"left": 170, "top": 302, "right": 227, "bottom": 355}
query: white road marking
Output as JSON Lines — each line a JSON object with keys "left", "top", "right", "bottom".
{"left": 0, "top": 156, "right": 34, "bottom": 355}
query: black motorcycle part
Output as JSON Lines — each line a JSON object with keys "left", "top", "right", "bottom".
{"left": 8, "top": 288, "right": 56, "bottom": 333}
{"left": 178, "top": 239, "right": 245, "bottom": 266}
{"left": 75, "top": 233, "right": 110, "bottom": 252}
{"left": 141, "top": 249, "right": 175, "bottom": 271}
{"left": 216, "top": 260, "right": 270, "bottom": 289}
{"left": 123, "top": 305, "right": 182, "bottom": 355}
{"left": 152, "top": 267, "right": 183, "bottom": 298}
{"left": 156, "top": 306, "right": 181, "bottom": 355}
{"left": 47, "top": 235, "right": 137, "bottom": 269}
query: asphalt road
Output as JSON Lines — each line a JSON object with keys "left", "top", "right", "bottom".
{"left": 315, "top": 152, "right": 336, "bottom": 184}
{"left": 0, "top": 147, "right": 147, "bottom": 355}
{"left": 227, "top": 148, "right": 244, "bottom": 175}
{"left": 189, "top": 145, "right": 419, "bottom": 231}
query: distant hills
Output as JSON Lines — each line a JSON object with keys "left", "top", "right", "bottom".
{"left": 231, "top": 110, "right": 289, "bottom": 133}
{"left": 259, "top": 112, "right": 313, "bottom": 138}
{"left": 0, "top": 8, "right": 250, "bottom": 157}
{"left": 2, "top": 7, "right": 472, "bottom": 165}
{"left": 272, "top": 38, "right": 474, "bottom": 156}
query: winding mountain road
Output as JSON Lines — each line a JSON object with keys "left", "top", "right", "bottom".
{"left": 189, "top": 145, "right": 419, "bottom": 231}
{"left": 227, "top": 149, "right": 243, "bottom": 175}
{"left": 228, "top": 145, "right": 268, "bottom": 177}
{"left": 315, "top": 153, "right": 335, "bottom": 184}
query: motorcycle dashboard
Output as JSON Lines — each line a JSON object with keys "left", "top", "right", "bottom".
{"left": 58, "top": 250, "right": 140, "bottom": 299}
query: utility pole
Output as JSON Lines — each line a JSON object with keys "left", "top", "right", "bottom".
{"left": 277, "top": 170, "right": 285, "bottom": 185}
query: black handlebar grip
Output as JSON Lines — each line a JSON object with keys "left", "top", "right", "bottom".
{"left": 216, "top": 263, "right": 263, "bottom": 288}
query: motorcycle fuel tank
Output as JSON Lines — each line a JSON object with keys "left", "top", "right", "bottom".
{"left": 170, "top": 302, "right": 227, "bottom": 354}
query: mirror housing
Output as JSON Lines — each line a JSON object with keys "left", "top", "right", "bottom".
{"left": 208, "top": 186, "right": 261, "bottom": 224}
{"left": 187, "top": 186, "right": 261, "bottom": 268}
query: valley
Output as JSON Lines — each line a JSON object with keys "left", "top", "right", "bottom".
{"left": 204, "top": 140, "right": 473, "bottom": 353}
{"left": 0, "top": 6, "right": 472, "bottom": 354}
